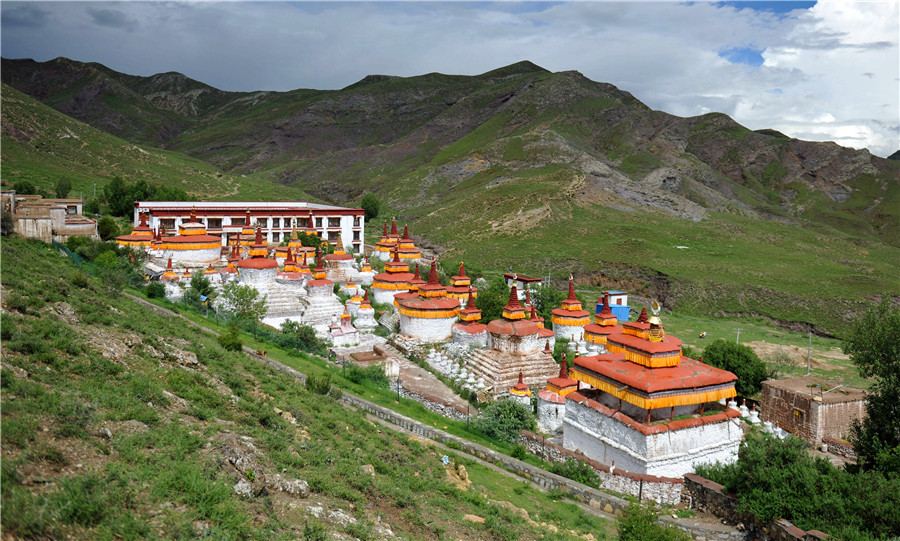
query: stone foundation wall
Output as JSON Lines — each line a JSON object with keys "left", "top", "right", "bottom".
{"left": 683, "top": 474, "right": 831, "bottom": 541}
{"left": 452, "top": 327, "right": 488, "bottom": 348}
{"left": 817, "top": 400, "right": 865, "bottom": 446}
{"left": 822, "top": 437, "right": 856, "bottom": 460}
{"left": 519, "top": 431, "right": 684, "bottom": 506}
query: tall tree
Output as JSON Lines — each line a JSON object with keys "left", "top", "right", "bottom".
{"left": 55, "top": 177, "right": 72, "bottom": 198}
{"left": 220, "top": 283, "right": 268, "bottom": 323}
{"left": 360, "top": 193, "right": 380, "bottom": 222}
{"left": 845, "top": 298, "right": 900, "bottom": 475}
{"left": 103, "top": 176, "right": 132, "bottom": 217}
{"left": 701, "top": 339, "right": 769, "bottom": 397}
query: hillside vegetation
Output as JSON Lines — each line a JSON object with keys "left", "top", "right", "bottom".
{"left": 2, "top": 57, "right": 898, "bottom": 336}
{"left": 0, "top": 235, "right": 613, "bottom": 540}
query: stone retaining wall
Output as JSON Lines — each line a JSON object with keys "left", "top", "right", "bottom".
{"left": 821, "top": 437, "right": 856, "bottom": 460}
{"left": 683, "top": 474, "right": 829, "bottom": 541}
{"left": 519, "top": 431, "right": 683, "bottom": 506}
{"left": 390, "top": 382, "right": 468, "bottom": 421}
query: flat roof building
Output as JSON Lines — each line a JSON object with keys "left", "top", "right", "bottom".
{"left": 132, "top": 201, "right": 365, "bottom": 255}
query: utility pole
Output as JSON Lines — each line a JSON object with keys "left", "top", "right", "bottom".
{"left": 733, "top": 328, "right": 743, "bottom": 344}
{"left": 806, "top": 332, "right": 812, "bottom": 375}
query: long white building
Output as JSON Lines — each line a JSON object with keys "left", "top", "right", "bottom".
{"left": 132, "top": 201, "right": 365, "bottom": 255}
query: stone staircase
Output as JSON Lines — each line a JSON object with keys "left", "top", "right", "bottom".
{"left": 261, "top": 284, "right": 305, "bottom": 316}
{"left": 378, "top": 310, "right": 400, "bottom": 333}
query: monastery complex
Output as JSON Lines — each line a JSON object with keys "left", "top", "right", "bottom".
{"left": 117, "top": 201, "right": 807, "bottom": 483}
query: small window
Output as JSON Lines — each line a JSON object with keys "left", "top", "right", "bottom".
{"left": 231, "top": 216, "right": 245, "bottom": 225}
{"left": 272, "top": 218, "right": 281, "bottom": 228}
{"left": 315, "top": 218, "right": 323, "bottom": 228}
{"left": 353, "top": 216, "right": 360, "bottom": 226}
{"left": 161, "top": 219, "right": 176, "bottom": 231}
{"left": 353, "top": 231, "right": 360, "bottom": 241}
{"left": 299, "top": 218, "right": 309, "bottom": 228}
{"left": 272, "top": 232, "right": 280, "bottom": 243}
{"left": 328, "top": 218, "right": 340, "bottom": 228}
{"left": 208, "top": 218, "right": 222, "bottom": 229}
{"left": 66, "top": 205, "right": 78, "bottom": 216}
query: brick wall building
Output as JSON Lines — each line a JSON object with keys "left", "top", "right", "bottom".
{"left": 759, "top": 375, "right": 866, "bottom": 447}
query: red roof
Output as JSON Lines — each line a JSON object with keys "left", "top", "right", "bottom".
{"left": 551, "top": 307, "right": 591, "bottom": 318}
{"left": 161, "top": 234, "right": 222, "bottom": 244}
{"left": 487, "top": 318, "right": 540, "bottom": 337}
{"left": 538, "top": 389, "right": 566, "bottom": 404}
{"left": 573, "top": 354, "right": 737, "bottom": 393}
{"left": 584, "top": 323, "right": 623, "bottom": 335}
{"left": 306, "top": 278, "right": 334, "bottom": 287}
{"left": 397, "top": 296, "right": 459, "bottom": 311}
{"left": 607, "top": 331, "right": 682, "bottom": 354}
{"left": 237, "top": 257, "right": 278, "bottom": 269}
{"left": 454, "top": 322, "right": 487, "bottom": 334}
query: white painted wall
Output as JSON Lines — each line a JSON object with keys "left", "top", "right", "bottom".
{"left": 399, "top": 314, "right": 456, "bottom": 343}
{"left": 562, "top": 400, "right": 742, "bottom": 477}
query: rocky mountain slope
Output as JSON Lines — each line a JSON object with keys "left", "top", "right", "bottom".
{"left": 4, "top": 57, "right": 896, "bottom": 241}
{"left": 3, "top": 57, "right": 898, "bottom": 335}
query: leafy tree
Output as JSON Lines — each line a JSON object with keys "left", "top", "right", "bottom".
{"left": 475, "top": 276, "right": 510, "bottom": 323}
{"left": 278, "top": 320, "right": 326, "bottom": 356}
{"left": 701, "top": 339, "right": 769, "bottom": 396}
{"left": 55, "top": 178, "right": 72, "bottom": 198}
{"left": 13, "top": 180, "right": 37, "bottom": 195}
{"left": 531, "top": 283, "right": 565, "bottom": 324}
{"left": 1, "top": 206, "right": 14, "bottom": 237}
{"left": 549, "top": 457, "right": 600, "bottom": 488}
{"left": 103, "top": 176, "right": 132, "bottom": 217}
{"left": 97, "top": 216, "right": 120, "bottom": 241}
{"left": 360, "top": 193, "right": 380, "bottom": 222}
{"left": 617, "top": 504, "right": 691, "bottom": 541}
{"left": 84, "top": 198, "right": 101, "bottom": 216}
{"left": 844, "top": 298, "right": 900, "bottom": 475}
{"left": 471, "top": 399, "right": 535, "bottom": 445}
{"left": 220, "top": 283, "right": 268, "bottom": 323}
{"left": 185, "top": 274, "right": 215, "bottom": 308}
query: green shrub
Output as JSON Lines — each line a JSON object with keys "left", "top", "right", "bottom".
{"left": 145, "top": 281, "right": 166, "bottom": 299}
{"left": 697, "top": 430, "right": 900, "bottom": 538}
{"left": 345, "top": 364, "right": 390, "bottom": 389}
{"left": 305, "top": 374, "right": 334, "bottom": 396}
{"left": 550, "top": 458, "right": 601, "bottom": 488}
{"left": 511, "top": 445, "right": 527, "bottom": 460}
{"left": 217, "top": 323, "right": 243, "bottom": 352}
{"left": 617, "top": 504, "right": 691, "bottom": 541}
{"left": 471, "top": 399, "right": 535, "bottom": 445}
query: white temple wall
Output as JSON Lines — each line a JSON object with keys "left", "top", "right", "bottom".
{"left": 452, "top": 327, "right": 488, "bottom": 348}
{"left": 371, "top": 287, "right": 405, "bottom": 306}
{"left": 162, "top": 247, "right": 222, "bottom": 267}
{"left": 237, "top": 267, "right": 278, "bottom": 285}
{"left": 489, "top": 332, "right": 544, "bottom": 355}
{"left": 537, "top": 398, "right": 566, "bottom": 434}
{"left": 553, "top": 323, "right": 586, "bottom": 342}
{"left": 562, "top": 401, "right": 742, "bottom": 478}
{"left": 399, "top": 314, "right": 455, "bottom": 343}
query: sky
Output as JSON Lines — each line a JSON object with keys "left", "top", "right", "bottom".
{"left": 2, "top": 1, "right": 898, "bottom": 157}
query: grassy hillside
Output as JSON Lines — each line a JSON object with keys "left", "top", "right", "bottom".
{"left": 0, "top": 235, "right": 614, "bottom": 540}
{"left": 0, "top": 84, "right": 314, "bottom": 202}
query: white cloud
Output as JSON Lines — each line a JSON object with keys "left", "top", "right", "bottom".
{"left": 1, "top": 1, "right": 896, "bottom": 156}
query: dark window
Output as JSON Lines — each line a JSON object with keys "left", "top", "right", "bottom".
{"left": 272, "top": 218, "right": 281, "bottom": 228}
{"left": 208, "top": 218, "right": 222, "bottom": 228}
{"left": 328, "top": 218, "right": 340, "bottom": 228}
{"left": 272, "top": 232, "right": 280, "bottom": 242}
{"left": 353, "top": 216, "right": 360, "bottom": 226}
{"left": 353, "top": 231, "right": 360, "bottom": 241}
{"left": 315, "top": 218, "right": 323, "bottom": 228}
{"left": 161, "top": 219, "right": 176, "bottom": 230}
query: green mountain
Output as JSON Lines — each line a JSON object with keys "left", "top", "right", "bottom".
{"left": 3, "top": 57, "right": 898, "bottom": 335}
